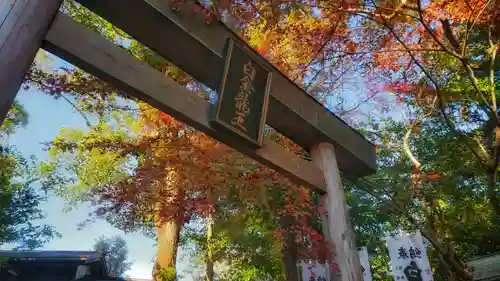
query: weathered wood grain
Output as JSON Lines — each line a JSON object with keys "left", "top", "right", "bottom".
{"left": 74, "top": 0, "right": 376, "bottom": 178}
{"left": 43, "top": 13, "right": 326, "bottom": 193}
{"left": 312, "top": 143, "right": 364, "bottom": 281}
{"left": 0, "top": 0, "right": 62, "bottom": 122}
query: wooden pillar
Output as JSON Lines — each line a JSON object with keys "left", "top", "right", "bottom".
{"left": 312, "top": 142, "right": 363, "bottom": 281}
{"left": 320, "top": 196, "right": 341, "bottom": 281}
{"left": 0, "top": 0, "right": 62, "bottom": 123}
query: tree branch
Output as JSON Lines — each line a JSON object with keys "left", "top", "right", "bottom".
{"left": 58, "top": 93, "right": 92, "bottom": 127}
{"left": 440, "top": 20, "right": 461, "bottom": 53}
{"left": 488, "top": 24, "right": 498, "bottom": 118}
{"left": 486, "top": 23, "right": 500, "bottom": 216}
{"left": 351, "top": 178, "right": 473, "bottom": 280}
{"left": 403, "top": 111, "right": 433, "bottom": 171}
{"left": 375, "top": 12, "right": 488, "bottom": 167}
{"left": 414, "top": 1, "right": 463, "bottom": 60}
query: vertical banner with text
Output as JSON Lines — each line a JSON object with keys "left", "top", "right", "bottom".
{"left": 300, "top": 261, "right": 328, "bottom": 281}
{"left": 358, "top": 247, "right": 372, "bottom": 281}
{"left": 386, "top": 232, "right": 433, "bottom": 281}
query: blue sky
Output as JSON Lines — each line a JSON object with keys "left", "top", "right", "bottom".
{"left": 3, "top": 86, "right": 156, "bottom": 279}
{"left": 2, "top": 50, "right": 202, "bottom": 280}
{"left": 1, "top": 42, "right": 402, "bottom": 280}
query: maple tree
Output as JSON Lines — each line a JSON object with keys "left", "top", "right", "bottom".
{"left": 23, "top": 3, "right": 334, "bottom": 281}
{"left": 180, "top": 177, "right": 331, "bottom": 281}
{"left": 14, "top": 0, "right": 499, "bottom": 280}
{"left": 205, "top": 0, "right": 499, "bottom": 280}
{"left": 215, "top": 0, "right": 499, "bottom": 279}
{"left": 28, "top": 2, "right": 394, "bottom": 278}
{"left": 350, "top": 2, "right": 498, "bottom": 279}
{"left": 30, "top": 73, "right": 327, "bottom": 281}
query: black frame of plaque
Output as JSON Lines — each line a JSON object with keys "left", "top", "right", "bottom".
{"left": 212, "top": 37, "right": 273, "bottom": 149}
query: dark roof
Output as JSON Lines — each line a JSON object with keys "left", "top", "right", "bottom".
{"left": 466, "top": 253, "right": 500, "bottom": 281}
{"left": 0, "top": 250, "right": 103, "bottom": 262}
{"left": 0, "top": 250, "right": 108, "bottom": 279}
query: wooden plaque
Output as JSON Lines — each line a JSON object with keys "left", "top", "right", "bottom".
{"left": 211, "top": 37, "right": 272, "bottom": 149}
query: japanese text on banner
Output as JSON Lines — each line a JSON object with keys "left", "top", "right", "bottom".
{"left": 386, "top": 231, "right": 433, "bottom": 281}
{"left": 358, "top": 246, "right": 373, "bottom": 281}
{"left": 300, "top": 261, "right": 328, "bottom": 281}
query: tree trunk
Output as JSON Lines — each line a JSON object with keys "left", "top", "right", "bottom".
{"left": 487, "top": 170, "right": 500, "bottom": 217}
{"left": 0, "top": 0, "right": 62, "bottom": 123}
{"left": 311, "top": 143, "right": 364, "bottom": 281}
{"left": 419, "top": 228, "right": 473, "bottom": 280}
{"left": 280, "top": 215, "right": 299, "bottom": 281}
{"left": 153, "top": 219, "right": 182, "bottom": 281}
{"left": 152, "top": 168, "right": 184, "bottom": 281}
{"left": 206, "top": 209, "right": 215, "bottom": 281}
{"left": 205, "top": 186, "right": 215, "bottom": 281}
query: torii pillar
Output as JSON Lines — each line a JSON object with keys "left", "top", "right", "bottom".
{"left": 0, "top": 0, "right": 62, "bottom": 122}
{"left": 312, "top": 143, "right": 364, "bottom": 281}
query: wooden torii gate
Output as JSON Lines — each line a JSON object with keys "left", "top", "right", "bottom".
{"left": 0, "top": 1, "right": 376, "bottom": 280}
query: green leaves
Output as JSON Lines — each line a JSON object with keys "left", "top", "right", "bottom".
{"left": 0, "top": 104, "right": 59, "bottom": 250}
{"left": 43, "top": 116, "right": 139, "bottom": 204}
{"left": 349, "top": 114, "right": 500, "bottom": 280}
{"left": 0, "top": 148, "right": 60, "bottom": 249}
{"left": 0, "top": 102, "right": 29, "bottom": 138}
{"left": 93, "top": 235, "right": 132, "bottom": 277}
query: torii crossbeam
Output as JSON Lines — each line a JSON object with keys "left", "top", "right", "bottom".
{"left": 0, "top": 1, "right": 376, "bottom": 281}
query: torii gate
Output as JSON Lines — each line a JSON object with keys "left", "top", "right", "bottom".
{"left": 0, "top": 1, "right": 376, "bottom": 280}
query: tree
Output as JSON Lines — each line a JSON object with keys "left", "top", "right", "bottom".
{"left": 178, "top": 178, "right": 330, "bottom": 281}
{"left": 197, "top": 0, "right": 499, "bottom": 279}
{"left": 36, "top": 90, "right": 325, "bottom": 281}
{"left": 0, "top": 102, "right": 59, "bottom": 250}
{"left": 34, "top": 1, "right": 500, "bottom": 281}
{"left": 93, "top": 235, "right": 132, "bottom": 277}
{"left": 28, "top": 57, "right": 324, "bottom": 281}
{"left": 344, "top": 117, "right": 500, "bottom": 281}
{"left": 25, "top": 3, "right": 338, "bottom": 281}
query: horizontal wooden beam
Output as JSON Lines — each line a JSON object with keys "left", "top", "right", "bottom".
{"left": 43, "top": 13, "right": 326, "bottom": 193}
{"left": 74, "top": 0, "right": 376, "bottom": 178}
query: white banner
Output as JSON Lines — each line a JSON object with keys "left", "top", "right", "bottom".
{"left": 358, "top": 247, "right": 372, "bottom": 281}
{"left": 300, "top": 261, "right": 328, "bottom": 281}
{"left": 386, "top": 231, "right": 433, "bottom": 281}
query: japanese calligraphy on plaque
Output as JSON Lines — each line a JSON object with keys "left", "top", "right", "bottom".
{"left": 212, "top": 37, "right": 272, "bottom": 148}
